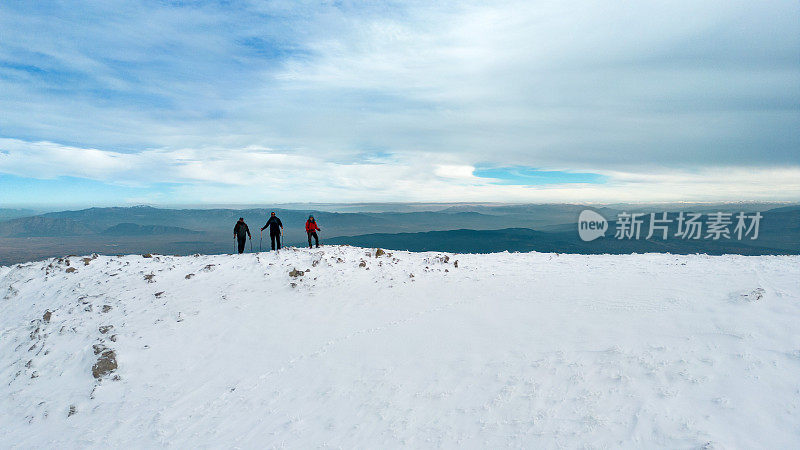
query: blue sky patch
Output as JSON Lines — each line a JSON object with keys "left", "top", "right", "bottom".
{"left": 0, "top": 174, "right": 174, "bottom": 207}
{"left": 473, "top": 166, "right": 606, "bottom": 185}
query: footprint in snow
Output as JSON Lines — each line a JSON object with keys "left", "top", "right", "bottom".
{"left": 731, "top": 287, "right": 765, "bottom": 303}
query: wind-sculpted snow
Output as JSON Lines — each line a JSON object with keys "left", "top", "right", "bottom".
{"left": 1, "top": 247, "right": 799, "bottom": 447}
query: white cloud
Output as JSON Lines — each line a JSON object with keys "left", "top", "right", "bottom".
{"left": 434, "top": 165, "right": 476, "bottom": 180}
{"left": 2, "top": 138, "right": 799, "bottom": 204}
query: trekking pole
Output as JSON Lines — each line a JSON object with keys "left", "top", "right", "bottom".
{"left": 259, "top": 231, "right": 262, "bottom": 252}
{"left": 233, "top": 236, "right": 236, "bottom": 254}
{"left": 249, "top": 237, "right": 253, "bottom": 252}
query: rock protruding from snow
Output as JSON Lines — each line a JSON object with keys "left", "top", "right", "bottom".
{"left": 91, "top": 349, "right": 117, "bottom": 379}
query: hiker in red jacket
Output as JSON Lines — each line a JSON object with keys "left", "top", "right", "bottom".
{"left": 305, "top": 215, "right": 321, "bottom": 248}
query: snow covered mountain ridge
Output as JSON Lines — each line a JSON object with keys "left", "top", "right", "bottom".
{"left": 1, "top": 246, "right": 799, "bottom": 448}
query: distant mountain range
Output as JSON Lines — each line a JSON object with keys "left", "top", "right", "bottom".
{"left": 101, "top": 223, "right": 201, "bottom": 236}
{"left": 328, "top": 206, "right": 800, "bottom": 255}
{"left": 6, "top": 204, "right": 621, "bottom": 240}
{"left": 0, "top": 204, "right": 797, "bottom": 264}
{"left": 328, "top": 226, "right": 798, "bottom": 255}
{"left": 0, "top": 216, "right": 93, "bottom": 237}
{"left": 0, "top": 208, "right": 41, "bottom": 222}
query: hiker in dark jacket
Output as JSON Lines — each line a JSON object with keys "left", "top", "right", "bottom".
{"left": 305, "top": 215, "right": 321, "bottom": 248}
{"left": 260, "top": 211, "right": 283, "bottom": 250}
{"left": 233, "top": 218, "right": 251, "bottom": 254}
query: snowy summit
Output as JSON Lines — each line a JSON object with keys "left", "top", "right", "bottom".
{"left": 1, "top": 246, "right": 799, "bottom": 447}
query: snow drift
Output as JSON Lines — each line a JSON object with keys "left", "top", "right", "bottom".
{"left": 1, "top": 246, "right": 799, "bottom": 448}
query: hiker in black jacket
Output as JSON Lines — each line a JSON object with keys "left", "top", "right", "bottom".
{"left": 233, "top": 218, "right": 251, "bottom": 254}
{"left": 260, "top": 211, "right": 283, "bottom": 250}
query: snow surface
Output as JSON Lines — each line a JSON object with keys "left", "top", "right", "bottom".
{"left": 1, "top": 246, "right": 799, "bottom": 448}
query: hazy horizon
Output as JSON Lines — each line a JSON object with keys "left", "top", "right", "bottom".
{"left": 4, "top": 200, "right": 800, "bottom": 214}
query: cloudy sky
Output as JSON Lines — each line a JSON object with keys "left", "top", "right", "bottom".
{"left": 0, "top": 0, "right": 798, "bottom": 206}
